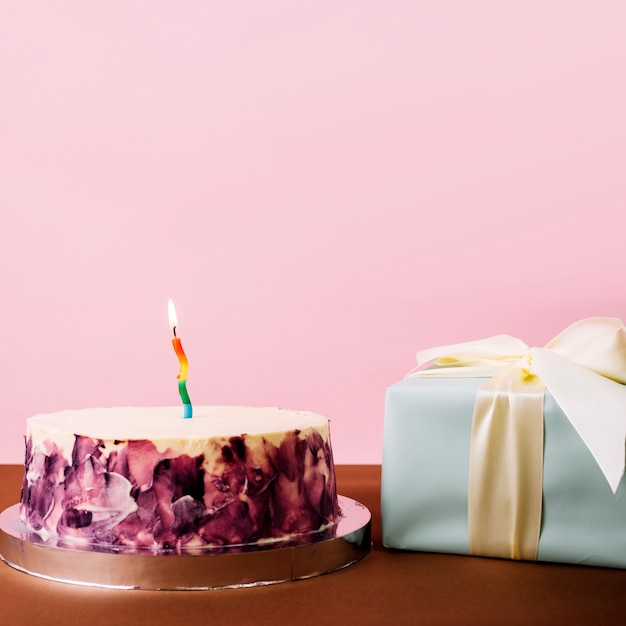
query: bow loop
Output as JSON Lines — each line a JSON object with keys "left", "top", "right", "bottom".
{"left": 417, "top": 334, "right": 529, "bottom": 368}
{"left": 545, "top": 317, "right": 626, "bottom": 384}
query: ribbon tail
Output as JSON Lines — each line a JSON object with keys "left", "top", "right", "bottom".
{"left": 531, "top": 347, "right": 626, "bottom": 493}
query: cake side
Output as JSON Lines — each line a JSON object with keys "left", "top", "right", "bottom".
{"left": 20, "top": 406, "right": 339, "bottom": 550}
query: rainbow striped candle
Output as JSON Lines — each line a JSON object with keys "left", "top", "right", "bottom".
{"left": 168, "top": 299, "right": 193, "bottom": 419}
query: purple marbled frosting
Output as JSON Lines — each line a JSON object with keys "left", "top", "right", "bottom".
{"left": 20, "top": 428, "right": 338, "bottom": 550}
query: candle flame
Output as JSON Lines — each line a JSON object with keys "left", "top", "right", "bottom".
{"left": 168, "top": 298, "right": 178, "bottom": 331}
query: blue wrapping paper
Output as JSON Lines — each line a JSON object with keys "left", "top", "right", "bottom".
{"left": 381, "top": 376, "right": 626, "bottom": 568}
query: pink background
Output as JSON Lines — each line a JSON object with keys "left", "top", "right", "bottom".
{"left": 1, "top": 2, "right": 625, "bottom": 464}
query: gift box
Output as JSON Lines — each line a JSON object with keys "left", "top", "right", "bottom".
{"left": 381, "top": 318, "right": 626, "bottom": 568}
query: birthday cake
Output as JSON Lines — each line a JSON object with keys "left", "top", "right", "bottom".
{"left": 19, "top": 406, "right": 339, "bottom": 551}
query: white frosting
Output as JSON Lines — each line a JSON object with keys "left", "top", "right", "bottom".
{"left": 27, "top": 405, "right": 328, "bottom": 440}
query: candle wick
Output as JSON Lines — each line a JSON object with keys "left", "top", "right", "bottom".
{"left": 172, "top": 326, "right": 177, "bottom": 338}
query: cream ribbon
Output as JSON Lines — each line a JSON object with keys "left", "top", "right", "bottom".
{"left": 409, "top": 317, "right": 626, "bottom": 560}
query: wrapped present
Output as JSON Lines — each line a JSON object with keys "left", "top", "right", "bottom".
{"left": 381, "top": 318, "right": 626, "bottom": 568}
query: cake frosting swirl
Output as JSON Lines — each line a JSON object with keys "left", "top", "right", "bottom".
{"left": 20, "top": 406, "right": 339, "bottom": 550}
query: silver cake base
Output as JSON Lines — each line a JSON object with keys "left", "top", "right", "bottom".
{"left": 0, "top": 496, "right": 371, "bottom": 590}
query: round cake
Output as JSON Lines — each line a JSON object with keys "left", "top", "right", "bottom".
{"left": 19, "top": 406, "right": 339, "bottom": 551}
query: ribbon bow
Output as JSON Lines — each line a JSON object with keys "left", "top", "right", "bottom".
{"left": 412, "top": 317, "right": 626, "bottom": 493}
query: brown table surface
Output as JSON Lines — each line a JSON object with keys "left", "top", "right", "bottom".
{"left": 1, "top": 465, "right": 625, "bottom": 625}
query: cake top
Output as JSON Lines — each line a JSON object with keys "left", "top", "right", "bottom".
{"left": 27, "top": 405, "right": 329, "bottom": 442}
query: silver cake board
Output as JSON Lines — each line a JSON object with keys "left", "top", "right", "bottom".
{"left": 0, "top": 495, "right": 371, "bottom": 590}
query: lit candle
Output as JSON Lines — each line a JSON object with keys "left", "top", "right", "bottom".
{"left": 168, "top": 299, "right": 193, "bottom": 419}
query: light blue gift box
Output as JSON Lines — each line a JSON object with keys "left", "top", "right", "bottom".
{"left": 381, "top": 376, "right": 626, "bottom": 568}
